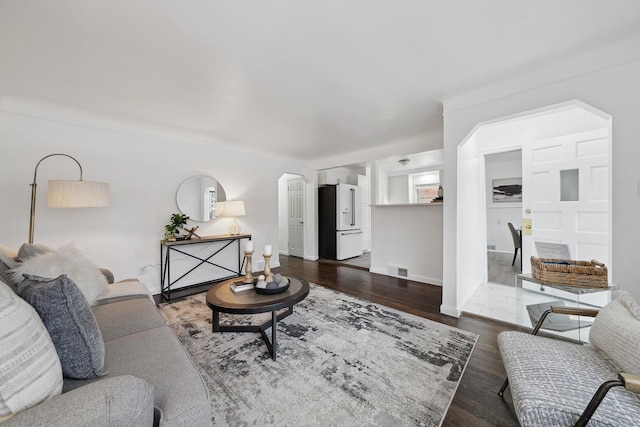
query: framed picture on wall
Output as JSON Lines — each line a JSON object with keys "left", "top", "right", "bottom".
{"left": 493, "top": 177, "right": 522, "bottom": 202}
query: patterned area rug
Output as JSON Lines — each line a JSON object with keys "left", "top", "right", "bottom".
{"left": 158, "top": 284, "right": 477, "bottom": 426}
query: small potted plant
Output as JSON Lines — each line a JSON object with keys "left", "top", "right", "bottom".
{"left": 164, "top": 213, "right": 190, "bottom": 241}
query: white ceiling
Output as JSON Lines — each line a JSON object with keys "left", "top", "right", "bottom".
{"left": 1, "top": 1, "right": 639, "bottom": 162}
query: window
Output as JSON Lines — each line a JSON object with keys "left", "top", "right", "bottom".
{"left": 416, "top": 184, "right": 439, "bottom": 203}
{"left": 411, "top": 171, "right": 440, "bottom": 203}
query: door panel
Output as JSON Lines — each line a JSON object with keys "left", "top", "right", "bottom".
{"left": 522, "top": 128, "right": 609, "bottom": 273}
{"left": 287, "top": 178, "right": 304, "bottom": 258}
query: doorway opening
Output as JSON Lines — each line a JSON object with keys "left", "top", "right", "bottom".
{"left": 278, "top": 173, "right": 306, "bottom": 258}
{"left": 459, "top": 100, "right": 612, "bottom": 342}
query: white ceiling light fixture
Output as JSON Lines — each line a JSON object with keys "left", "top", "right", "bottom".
{"left": 398, "top": 159, "right": 410, "bottom": 167}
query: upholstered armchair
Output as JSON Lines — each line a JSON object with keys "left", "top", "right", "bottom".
{"left": 497, "top": 293, "right": 640, "bottom": 426}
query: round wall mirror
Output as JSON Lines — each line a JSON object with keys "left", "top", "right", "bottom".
{"left": 176, "top": 175, "right": 227, "bottom": 222}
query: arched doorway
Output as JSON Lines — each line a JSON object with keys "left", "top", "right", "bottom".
{"left": 457, "top": 100, "right": 612, "bottom": 337}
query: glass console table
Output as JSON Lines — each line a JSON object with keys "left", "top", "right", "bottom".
{"left": 160, "top": 234, "right": 251, "bottom": 301}
{"left": 515, "top": 273, "right": 615, "bottom": 342}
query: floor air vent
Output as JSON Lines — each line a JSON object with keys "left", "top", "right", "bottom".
{"left": 388, "top": 264, "right": 409, "bottom": 278}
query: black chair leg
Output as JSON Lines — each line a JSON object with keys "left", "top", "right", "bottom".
{"left": 498, "top": 378, "right": 509, "bottom": 397}
{"left": 512, "top": 249, "right": 518, "bottom": 266}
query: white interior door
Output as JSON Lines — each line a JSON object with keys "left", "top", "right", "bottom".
{"left": 521, "top": 128, "right": 609, "bottom": 272}
{"left": 287, "top": 178, "right": 304, "bottom": 258}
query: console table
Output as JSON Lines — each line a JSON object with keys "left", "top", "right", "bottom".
{"left": 516, "top": 273, "right": 615, "bottom": 342}
{"left": 160, "top": 234, "right": 251, "bottom": 301}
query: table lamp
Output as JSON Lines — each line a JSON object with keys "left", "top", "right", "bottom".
{"left": 220, "top": 200, "right": 245, "bottom": 235}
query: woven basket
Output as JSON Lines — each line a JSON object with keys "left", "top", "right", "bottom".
{"left": 530, "top": 257, "right": 608, "bottom": 288}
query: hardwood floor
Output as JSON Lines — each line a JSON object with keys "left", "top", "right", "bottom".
{"left": 276, "top": 255, "right": 523, "bottom": 426}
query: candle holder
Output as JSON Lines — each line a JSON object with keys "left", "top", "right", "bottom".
{"left": 244, "top": 250, "right": 254, "bottom": 283}
{"left": 263, "top": 254, "right": 273, "bottom": 277}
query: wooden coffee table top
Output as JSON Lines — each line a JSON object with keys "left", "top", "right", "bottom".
{"left": 206, "top": 276, "right": 310, "bottom": 314}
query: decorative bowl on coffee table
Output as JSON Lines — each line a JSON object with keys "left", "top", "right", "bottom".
{"left": 255, "top": 282, "right": 290, "bottom": 295}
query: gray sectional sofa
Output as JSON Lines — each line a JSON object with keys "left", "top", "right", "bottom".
{"left": 0, "top": 244, "right": 211, "bottom": 426}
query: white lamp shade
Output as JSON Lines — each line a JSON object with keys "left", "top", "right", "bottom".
{"left": 48, "top": 180, "right": 110, "bottom": 208}
{"left": 220, "top": 200, "right": 245, "bottom": 217}
{"left": 214, "top": 201, "right": 226, "bottom": 217}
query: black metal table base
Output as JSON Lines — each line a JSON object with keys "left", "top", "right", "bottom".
{"left": 212, "top": 306, "right": 294, "bottom": 361}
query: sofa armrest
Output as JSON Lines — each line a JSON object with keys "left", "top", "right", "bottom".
{"left": 3, "top": 375, "right": 154, "bottom": 427}
{"left": 95, "top": 279, "right": 152, "bottom": 305}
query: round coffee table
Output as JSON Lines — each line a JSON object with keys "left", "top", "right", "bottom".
{"left": 206, "top": 276, "right": 310, "bottom": 360}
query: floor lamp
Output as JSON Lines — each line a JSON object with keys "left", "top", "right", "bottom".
{"left": 29, "top": 153, "right": 110, "bottom": 243}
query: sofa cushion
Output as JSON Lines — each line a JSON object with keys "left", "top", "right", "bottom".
{"left": 64, "top": 326, "right": 211, "bottom": 426}
{"left": 2, "top": 375, "right": 155, "bottom": 427}
{"left": 0, "top": 280, "right": 63, "bottom": 421}
{"left": 589, "top": 291, "right": 640, "bottom": 375}
{"left": 17, "top": 274, "right": 108, "bottom": 380}
{"left": 498, "top": 331, "right": 640, "bottom": 426}
{"left": 93, "top": 297, "right": 166, "bottom": 342}
{"left": 11, "top": 243, "right": 108, "bottom": 305}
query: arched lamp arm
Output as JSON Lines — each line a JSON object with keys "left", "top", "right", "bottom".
{"left": 29, "top": 153, "right": 84, "bottom": 243}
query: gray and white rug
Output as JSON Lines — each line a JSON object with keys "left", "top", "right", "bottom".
{"left": 158, "top": 284, "right": 478, "bottom": 426}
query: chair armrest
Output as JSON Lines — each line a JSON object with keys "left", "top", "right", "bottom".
{"left": 532, "top": 306, "right": 600, "bottom": 335}
{"left": 575, "top": 373, "right": 640, "bottom": 426}
{"left": 550, "top": 306, "right": 600, "bottom": 317}
{"left": 621, "top": 373, "right": 640, "bottom": 393}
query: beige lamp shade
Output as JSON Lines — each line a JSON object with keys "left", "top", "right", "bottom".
{"left": 214, "top": 200, "right": 226, "bottom": 217}
{"left": 48, "top": 180, "right": 110, "bottom": 208}
{"left": 220, "top": 200, "right": 245, "bottom": 217}
{"left": 219, "top": 200, "right": 245, "bottom": 235}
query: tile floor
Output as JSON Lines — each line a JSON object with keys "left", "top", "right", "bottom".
{"left": 462, "top": 252, "right": 610, "bottom": 342}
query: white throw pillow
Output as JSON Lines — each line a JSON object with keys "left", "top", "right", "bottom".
{"left": 0, "top": 280, "right": 63, "bottom": 421}
{"left": 589, "top": 291, "right": 640, "bottom": 375}
{"left": 10, "top": 243, "right": 108, "bottom": 306}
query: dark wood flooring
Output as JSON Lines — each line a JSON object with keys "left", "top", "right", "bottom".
{"left": 276, "top": 255, "right": 522, "bottom": 427}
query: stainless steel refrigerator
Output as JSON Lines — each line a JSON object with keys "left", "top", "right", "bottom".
{"left": 318, "top": 184, "right": 362, "bottom": 260}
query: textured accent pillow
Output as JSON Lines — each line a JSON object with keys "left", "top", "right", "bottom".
{"left": 0, "top": 244, "right": 19, "bottom": 288}
{"left": 17, "top": 274, "right": 108, "bottom": 379}
{"left": 11, "top": 243, "right": 108, "bottom": 305}
{"left": 589, "top": 291, "right": 640, "bottom": 375}
{"left": 0, "top": 280, "right": 63, "bottom": 421}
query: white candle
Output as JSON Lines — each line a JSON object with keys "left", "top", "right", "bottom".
{"left": 264, "top": 245, "right": 272, "bottom": 256}
{"left": 245, "top": 241, "right": 254, "bottom": 252}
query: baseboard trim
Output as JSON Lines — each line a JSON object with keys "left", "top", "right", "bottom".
{"left": 304, "top": 255, "right": 319, "bottom": 261}
{"left": 369, "top": 268, "right": 442, "bottom": 286}
{"left": 440, "top": 304, "right": 461, "bottom": 318}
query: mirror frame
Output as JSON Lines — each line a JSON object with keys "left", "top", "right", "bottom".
{"left": 176, "top": 175, "right": 227, "bottom": 222}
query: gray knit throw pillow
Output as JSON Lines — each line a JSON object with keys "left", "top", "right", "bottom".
{"left": 17, "top": 274, "right": 108, "bottom": 379}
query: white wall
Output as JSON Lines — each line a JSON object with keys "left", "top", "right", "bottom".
{"left": 485, "top": 151, "right": 522, "bottom": 252}
{"left": 441, "top": 54, "right": 640, "bottom": 316}
{"left": 0, "top": 100, "right": 311, "bottom": 295}
{"left": 388, "top": 175, "right": 409, "bottom": 204}
{"left": 370, "top": 204, "right": 443, "bottom": 285}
